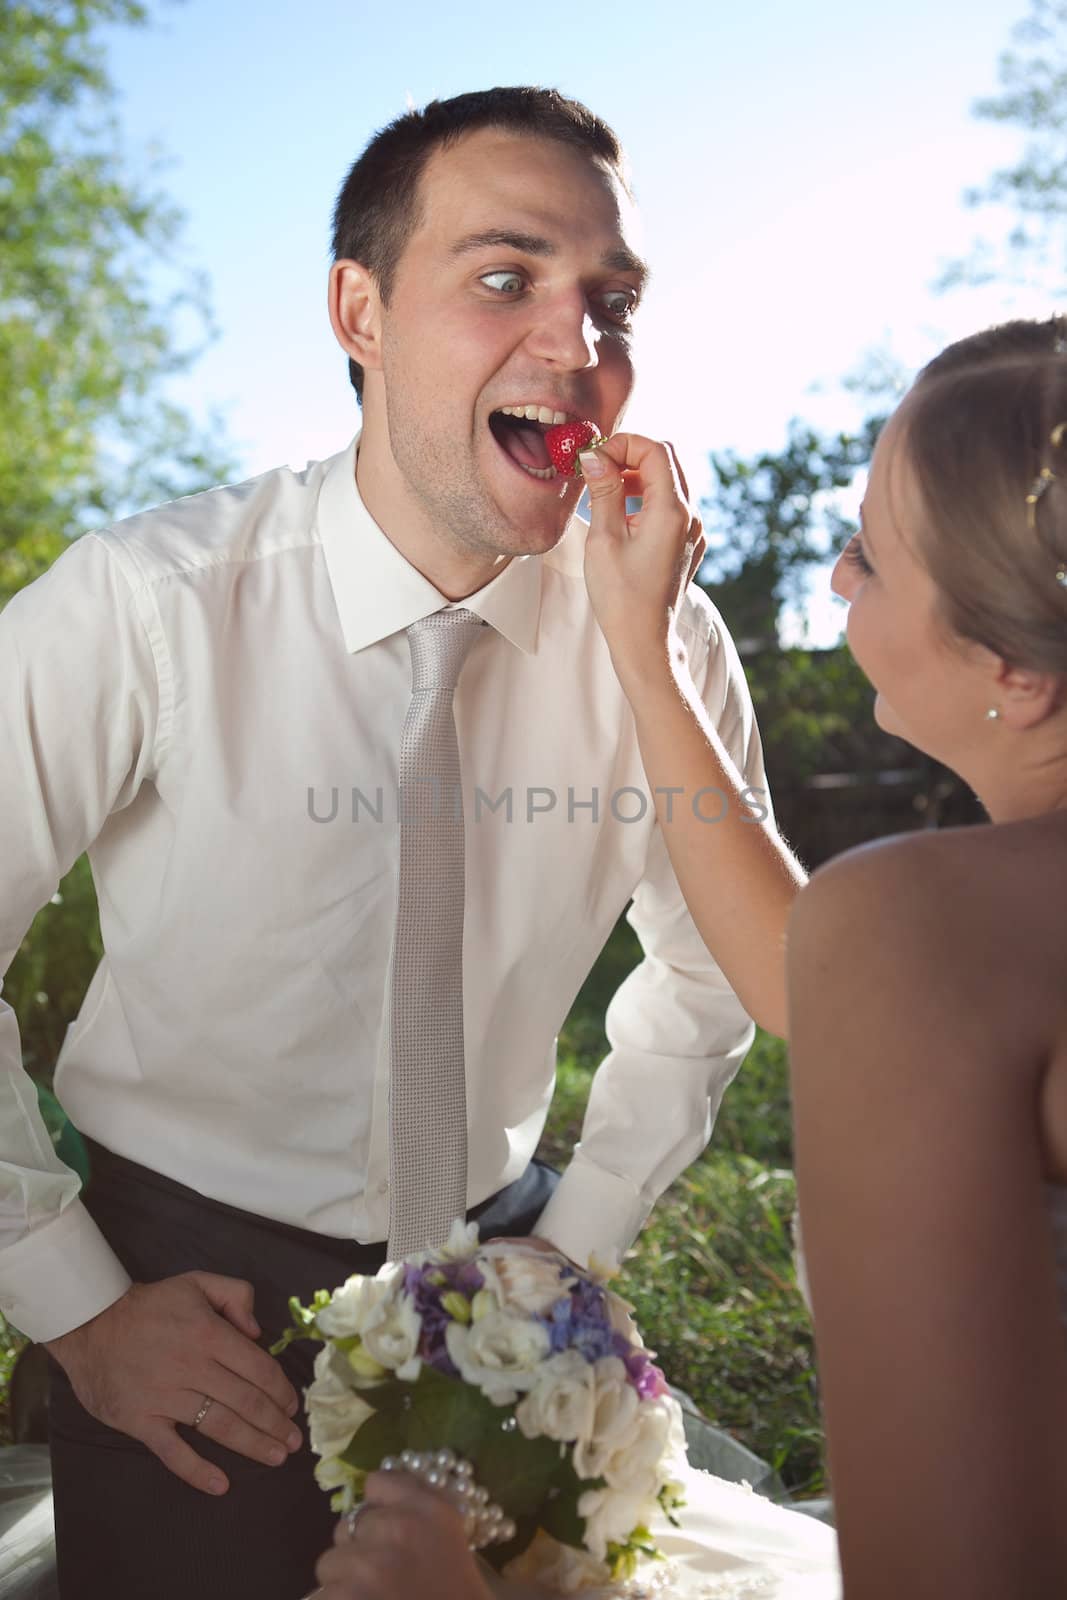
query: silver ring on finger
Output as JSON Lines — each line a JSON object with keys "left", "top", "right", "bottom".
{"left": 192, "top": 1395, "right": 214, "bottom": 1430}
{"left": 344, "top": 1503, "right": 366, "bottom": 1541}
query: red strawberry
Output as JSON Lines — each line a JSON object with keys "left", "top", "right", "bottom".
{"left": 544, "top": 419, "right": 604, "bottom": 476}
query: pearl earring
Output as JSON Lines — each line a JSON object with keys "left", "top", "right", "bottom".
{"left": 985, "top": 707, "right": 1001, "bottom": 721}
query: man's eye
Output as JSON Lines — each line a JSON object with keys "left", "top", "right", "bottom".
{"left": 479, "top": 270, "right": 525, "bottom": 294}
{"left": 598, "top": 291, "right": 637, "bottom": 323}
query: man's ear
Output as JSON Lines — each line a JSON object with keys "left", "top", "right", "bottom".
{"left": 993, "top": 657, "right": 1066, "bottom": 729}
{"left": 328, "top": 259, "right": 383, "bottom": 377}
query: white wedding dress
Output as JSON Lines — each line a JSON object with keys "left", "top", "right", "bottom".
{"left": 481, "top": 1465, "right": 840, "bottom": 1599}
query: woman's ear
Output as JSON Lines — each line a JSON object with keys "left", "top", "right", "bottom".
{"left": 993, "top": 658, "right": 1066, "bottom": 729}
{"left": 328, "top": 259, "right": 383, "bottom": 378}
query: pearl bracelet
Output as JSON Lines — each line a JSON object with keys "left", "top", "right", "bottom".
{"left": 380, "top": 1447, "right": 517, "bottom": 1550}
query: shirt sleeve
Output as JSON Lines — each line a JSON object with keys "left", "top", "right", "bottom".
{"left": 534, "top": 595, "right": 766, "bottom": 1266}
{"left": 0, "top": 532, "right": 166, "bottom": 1341}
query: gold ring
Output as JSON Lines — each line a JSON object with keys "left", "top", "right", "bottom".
{"left": 192, "top": 1395, "right": 214, "bottom": 1429}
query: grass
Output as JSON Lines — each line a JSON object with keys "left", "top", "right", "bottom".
{"left": 537, "top": 951, "right": 824, "bottom": 1496}
{"left": 0, "top": 922, "right": 824, "bottom": 1491}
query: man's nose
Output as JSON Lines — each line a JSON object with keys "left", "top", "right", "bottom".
{"left": 523, "top": 291, "right": 599, "bottom": 370}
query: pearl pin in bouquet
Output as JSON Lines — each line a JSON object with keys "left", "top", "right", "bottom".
{"left": 272, "top": 1222, "right": 687, "bottom": 1592}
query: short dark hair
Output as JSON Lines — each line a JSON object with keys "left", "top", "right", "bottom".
{"left": 897, "top": 316, "right": 1067, "bottom": 675}
{"left": 331, "top": 87, "right": 629, "bottom": 402}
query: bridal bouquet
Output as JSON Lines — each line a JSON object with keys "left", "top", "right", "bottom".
{"left": 272, "top": 1222, "right": 686, "bottom": 1592}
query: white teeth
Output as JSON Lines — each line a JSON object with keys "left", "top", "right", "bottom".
{"left": 497, "top": 405, "right": 572, "bottom": 426}
{"left": 520, "top": 463, "right": 556, "bottom": 480}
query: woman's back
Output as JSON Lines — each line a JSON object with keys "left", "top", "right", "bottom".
{"left": 788, "top": 813, "right": 1067, "bottom": 1600}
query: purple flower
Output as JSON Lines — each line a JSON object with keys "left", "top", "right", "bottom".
{"left": 625, "top": 1352, "right": 670, "bottom": 1399}
{"left": 539, "top": 1277, "right": 619, "bottom": 1362}
{"left": 400, "top": 1260, "right": 486, "bottom": 1377}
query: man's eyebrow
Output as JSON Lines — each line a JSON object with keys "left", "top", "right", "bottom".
{"left": 449, "top": 229, "right": 650, "bottom": 286}
{"left": 601, "top": 246, "right": 650, "bottom": 286}
{"left": 450, "top": 229, "right": 557, "bottom": 259}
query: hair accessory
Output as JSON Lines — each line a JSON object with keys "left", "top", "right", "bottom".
{"left": 1025, "top": 467, "right": 1055, "bottom": 529}
{"left": 1025, "top": 423, "right": 1067, "bottom": 551}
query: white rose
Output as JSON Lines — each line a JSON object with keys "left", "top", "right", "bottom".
{"left": 304, "top": 1357, "right": 376, "bottom": 1459}
{"left": 431, "top": 1218, "right": 482, "bottom": 1262}
{"left": 360, "top": 1288, "right": 423, "bottom": 1381}
{"left": 516, "top": 1349, "right": 596, "bottom": 1443}
{"left": 478, "top": 1244, "right": 571, "bottom": 1317}
{"left": 602, "top": 1396, "right": 675, "bottom": 1500}
{"left": 316, "top": 1262, "right": 404, "bottom": 1339}
{"left": 314, "top": 1454, "right": 362, "bottom": 1511}
{"left": 572, "top": 1356, "right": 641, "bottom": 1480}
{"left": 445, "top": 1307, "right": 551, "bottom": 1404}
{"left": 577, "top": 1485, "right": 651, "bottom": 1565}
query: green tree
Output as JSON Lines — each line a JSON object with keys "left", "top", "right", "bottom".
{"left": 941, "top": 0, "right": 1067, "bottom": 290}
{"left": 0, "top": 0, "right": 233, "bottom": 602}
{"left": 0, "top": 0, "right": 233, "bottom": 1083}
{"left": 697, "top": 411, "right": 985, "bottom": 863}
{"left": 699, "top": 416, "right": 884, "bottom": 648}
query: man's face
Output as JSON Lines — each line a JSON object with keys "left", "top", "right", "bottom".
{"left": 362, "top": 128, "right": 645, "bottom": 562}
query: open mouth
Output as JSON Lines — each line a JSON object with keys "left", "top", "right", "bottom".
{"left": 488, "top": 405, "right": 575, "bottom": 482}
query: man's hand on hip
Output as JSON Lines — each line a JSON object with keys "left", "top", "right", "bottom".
{"left": 44, "top": 1270, "right": 303, "bottom": 1496}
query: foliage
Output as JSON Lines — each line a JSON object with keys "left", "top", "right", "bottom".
{"left": 0, "top": 1319, "right": 24, "bottom": 1446}
{"left": 746, "top": 643, "right": 881, "bottom": 788}
{"left": 695, "top": 417, "right": 980, "bottom": 848}
{"left": 0, "top": 0, "right": 233, "bottom": 602}
{"left": 537, "top": 958, "right": 823, "bottom": 1495}
{"left": 940, "top": 0, "right": 1067, "bottom": 289}
{"left": 698, "top": 415, "right": 884, "bottom": 647}
{"left": 5, "top": 856, "right": 103, "bottom": 1087}
{"left": 0, "top": 0, "right": 234, "bottom": 1442}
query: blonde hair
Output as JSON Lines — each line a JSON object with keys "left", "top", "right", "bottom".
{"left": 898, "top": 316, "right": 1067, "bottom": 675}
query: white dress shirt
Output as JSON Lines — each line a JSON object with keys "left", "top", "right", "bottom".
{"left": 0, "top": 437, "right": 766, "bottom": 1343}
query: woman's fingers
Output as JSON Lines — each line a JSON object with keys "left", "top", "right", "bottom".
{"left": 316, "top": 1473, "right": 485, "bottom": 1599}
{"left": 581, "top": 432, "right": 687, "bottom": 530}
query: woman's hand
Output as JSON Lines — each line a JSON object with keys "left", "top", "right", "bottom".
{"left": 313, "top": 1471, "right": 494, "bottom": 1600}
{"left": 581, "top": 432, "right": 706, "bottom": 680}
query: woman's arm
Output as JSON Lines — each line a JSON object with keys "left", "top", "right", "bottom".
{"left": 582, "top": 436, "right": 806, "bottom": 1037}
{"left": 787, "top": 839, "right": 1067, "bottom": 1599}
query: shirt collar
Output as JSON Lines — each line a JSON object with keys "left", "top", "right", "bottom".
{"left": 315, "top": 433, "right": 550, "bottom": 656}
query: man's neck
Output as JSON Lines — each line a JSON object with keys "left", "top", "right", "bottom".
{"left": 355, "top": 443, "right": 512, "bottom": 602}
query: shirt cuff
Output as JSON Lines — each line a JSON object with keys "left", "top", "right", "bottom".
{"left": 532, "top": 1148, "right": 652, "bottom": 1269}
{"left": 0, "top": 1199, "right": 132, "bottom": 1343}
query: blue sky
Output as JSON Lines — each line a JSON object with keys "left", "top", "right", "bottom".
{"left": 105, "top": 0, "right": 1053, "bottom": 641}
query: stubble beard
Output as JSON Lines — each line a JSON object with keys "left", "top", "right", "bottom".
{"left": 383, "top": 386, "right": 574, "bottom": 562}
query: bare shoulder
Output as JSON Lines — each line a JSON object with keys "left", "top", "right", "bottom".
{"left": 788, "top": 814, "right": 1067, "bottom": 1067}
{"left": 793, "top": 815, "right": 1067, "bottom": 957}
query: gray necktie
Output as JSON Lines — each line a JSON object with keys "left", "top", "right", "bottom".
{"left": 387, "top": 608, "right": 486, "bottom": 1260}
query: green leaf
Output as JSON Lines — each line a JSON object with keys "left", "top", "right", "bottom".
{"left": 407, "top": 1371, "right": 502, "bottom": 1458}
{"left": 540, "top": 1456, "right": 599, "bottom": 1550}
{"left": 472, "top": 1427, "right": 562, "bottom": 1520}
{"left": 340, "top": 1407, "right": 408, "bottom": 1471}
